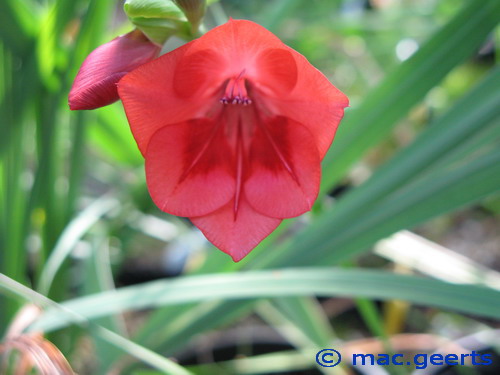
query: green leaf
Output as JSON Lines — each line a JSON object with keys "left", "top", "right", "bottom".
{"left": 320, "top": 0, "right": 500, "bottom": 193}
{"left": 172, "top": 0, "right": 207, "bottom": 33}
{"left": 0, "top": 274, "right": 193, "bottom": 375}
{"left": 27, "top": 268, "right": 500, "bottom": 333}
{"left": 331, "top": 67, "right": 500, "bottom": 225}
{"left": 129, "top": 17, "right": 187, "bottom": 44}
{"left": 124, "top": 0, "right": 186, "bottom": 20}
{"left": 0, "top": 0, "right": 38, "bottom": 55}
{"left": 269, "top": 297, "right": 334, "bottom": 348}
{"left": 134, "top": 301, "right": 253, "bottom": 356}
{"left": 83, "top": 237, "right": 128, "bottom": 375}
{"left": 90, "top": 104, "right": 143, "bottom": 166}
{"left": 97, "top": 328, "right": 193, "bottom": 375}
{"left": 124, "top": 0, "right": 190, "bottom": 43}
{"left": 38, "top": 196, "right": 119, "bottom": 295}
{"left": 188, "top": 350, "right": 315, "bottom": 375}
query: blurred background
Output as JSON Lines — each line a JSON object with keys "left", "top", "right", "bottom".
{"left": 1, "top": 0, "right": 499, "bottom": 374}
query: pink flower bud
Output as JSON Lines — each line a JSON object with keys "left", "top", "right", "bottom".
{"left": 69, "top": 29, "right": 161, "bottom": 110}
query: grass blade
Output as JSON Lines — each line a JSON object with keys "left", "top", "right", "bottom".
{"left": 38, "top": 196, "right": 119, "bottom": 295}
{"left": 0, "top": 273, "right": 193, "bottom": 375}
{"left": 320, "top": 0, "right": 500, "bottom": 192}
{"left": 25, "top": 268, "right": 500, "bottom": 332}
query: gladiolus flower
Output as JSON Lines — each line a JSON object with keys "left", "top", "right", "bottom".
{"left": 69, "top": 29, "right": 161, "bottom": 110}
{"left": 118, "top": 19, "right": 348, "bottom": 261}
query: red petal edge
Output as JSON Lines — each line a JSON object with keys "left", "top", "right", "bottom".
{"left": 191, "top": 197, "right": 282, "bottom": 262}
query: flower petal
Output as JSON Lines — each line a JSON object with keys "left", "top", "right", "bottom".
{"left": 264, "top": 50, "right": 349, "bottom": 159}
{"left": 244, "top": 116, "right": 320, "bottom": 218}
{"left": 173, "top": 48, "right": 226, "bottom": 99}
{"left": 172, "top": 19, "right": 293, "bottom": 99}
{"left": 118, "top": 42, "right": 204, "bottom": 155}
{"left": 145, "top": 119, "right": 235, "bottom": 217}
{"left": 254, "top": 48, "right": 298, "bottom": 96}
{"left": 180, "top": 19, "right": 287, "bottom": 74}
{"left": 191, "top": 197, "right": 281, "bottom": 262}
{"left": 69, "top": 29, "right": 160, "bottom": 110}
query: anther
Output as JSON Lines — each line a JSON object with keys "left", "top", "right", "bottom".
{"left": 220, "top": 71, "right": 252, "bottom": 106}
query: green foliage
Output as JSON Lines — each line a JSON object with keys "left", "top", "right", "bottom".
{"left": 124, "top": 0, "right": 206, "bottom": 42}
{"left": 27, "top": 268, "right": 500, "bottom": 332}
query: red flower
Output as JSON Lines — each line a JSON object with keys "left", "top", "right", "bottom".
{"left": 69, "top": 29, "right": 161, "bottom": 110}
{"left": 118, "top": 20, "right": 348, "bottom": 261}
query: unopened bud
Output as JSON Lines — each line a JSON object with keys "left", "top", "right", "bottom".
{"left": 69, "top": 29, "right": 161, "bottom": 110}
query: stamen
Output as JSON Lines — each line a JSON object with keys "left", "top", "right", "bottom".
{"left": 233, "top": 118, "right": 244, "bottom": 219}
{"left": 220, "top": 71, "right": 252, "bottom": 106}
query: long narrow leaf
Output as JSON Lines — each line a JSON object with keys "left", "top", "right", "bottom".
{"left": 38, "top": 196, "right": 119, "bottom": 295}
{"left": 26, "top": 268, "right": 500, "bottom": 333}
{"left": 0, "top": 274, "right": 193, "bottom": 375}
{"left": 320, "top": 0, "right": 500, "bottom": 191}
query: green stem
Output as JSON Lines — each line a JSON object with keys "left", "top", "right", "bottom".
{"left": 65, "top": 111, "right": 87, "bottom": 222}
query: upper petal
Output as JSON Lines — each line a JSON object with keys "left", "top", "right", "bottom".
{"left": 180, "top": 19, "right": 288, "bottom": 77}
{"left": 172, "top": 48, "right": 226, "bottom": 99}
{"left": 191, "top": 196, "right": 282, "bottom": 262}
{"left": 145, "top": 119, "right": 235, "bottom": 217}
{"left": 253, "top": 48, "right": 298, "bottom": 96}
{"left": 172, "top": 20, "right": 298, "bottom": 101}
{"left": 118, "top": 41, "right": 209, "bottom": 155}
{"left": 263, "top": 50, "right": 349, "bottom": 159}
{"left": 69, "top": 29, "right": 160, "bottom": 110}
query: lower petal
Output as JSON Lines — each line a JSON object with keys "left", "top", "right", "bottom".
{"left": 191, "top": 196, "right": 282, "bottom": 262}
{"left": 244, "top": 116, "right": 321, "bottom": 218}
{"left": 146, "top": 119, "right": 235, "bottom": 217}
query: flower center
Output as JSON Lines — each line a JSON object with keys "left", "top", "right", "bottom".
{"left": 220, "top": 70, "right": 252, "bottom": 106}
